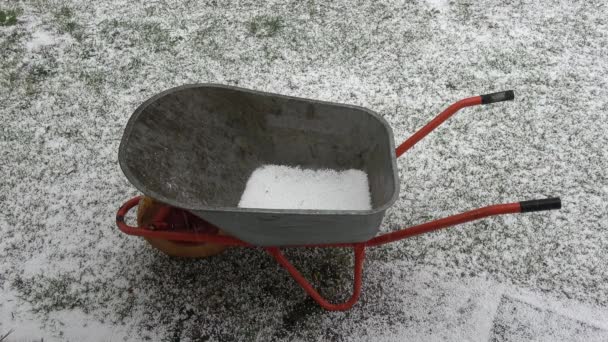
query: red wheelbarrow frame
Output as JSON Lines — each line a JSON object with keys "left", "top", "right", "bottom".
{"left": 116, "top": 91, "right": 561, "bottom": 311}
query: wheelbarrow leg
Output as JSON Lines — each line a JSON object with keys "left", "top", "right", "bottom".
{"left": 265, "top": 243, "right": 366, "bottom": 311}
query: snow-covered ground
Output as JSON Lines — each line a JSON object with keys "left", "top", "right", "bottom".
{"left": 1, "top": 0, "right": 607, "bottom": 340}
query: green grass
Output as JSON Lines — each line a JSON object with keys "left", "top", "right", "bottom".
{"left": 139, "top": 22, "right": 174, "bottom": 51}
{"left": 0, "top": 28, "right": 24, "bottom": 89}
{"left": 79, "top": 70, "right": 105, "bottom": 90}
{"left": 247, "top": 15, "right": 284, "bottom": 37}
{"left": 0, "top": 9, "right": 19, "bottom": 26}
{"left": 307, "top": 0, "right": 317, "bottom": 16}
{"left": 52, "top": 5, "right": 83, "bottom": 40}
{"left": 12, "top": 274, "right": 89, "bottom": 314}
{"left": 99, "top": 19, "right": 177, "bottom": 52}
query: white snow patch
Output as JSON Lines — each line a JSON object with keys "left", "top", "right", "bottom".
{"left": 22, "top": 251, "right": 52, "bottom": 277}
{"left": 47, "top": 310, "right": 132, "bottom": 342}
{"left": 238, "top": 165, "right": 372, "bottom": 210}
{"left": 507, "top": 288, "right": 608, "bottom": 332}
{"left": 26, "top": 30, "right": 56, "bottom": 51}
{"left": 351, "top": 264, "right": 608, "bottom": 342}
{"left": 426, "top": 0, "right": 449, "bottom": 10}
{"left": 0, "top": 287, "right": 52, "bottom": 341}
{"left": 0, "top": 288, "right": 133, "bottom": 342}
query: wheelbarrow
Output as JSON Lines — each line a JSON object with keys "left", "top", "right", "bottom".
{"left": 116, "top": 84, "right": 561, "bottom": 311}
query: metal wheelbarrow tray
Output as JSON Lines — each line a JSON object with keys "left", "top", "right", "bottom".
{"left": 116, "top": 84, "right": 561, "bottom": 310}
{"left": 118, "top": 84, "right": 400, "bottom": 246}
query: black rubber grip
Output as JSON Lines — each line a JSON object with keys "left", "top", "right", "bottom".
{"left": 520, "top": 198, "right": 561, "bottom": 213}
{"left": 480, "top": 90, "right": 515, "bottom": 104}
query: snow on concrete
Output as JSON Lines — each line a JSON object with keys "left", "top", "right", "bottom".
{"left": 490, "top": 296, "right": 607, "bottom": 342}
{"left": 238, "top": 165, "right": 372, "bottom": 210}
{"left": 1, "top": 0, "right": 608, "bottom": 341}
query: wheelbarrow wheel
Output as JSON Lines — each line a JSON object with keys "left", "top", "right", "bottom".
{"left": 136, "top": 196, "right": 228, "bottom": 258}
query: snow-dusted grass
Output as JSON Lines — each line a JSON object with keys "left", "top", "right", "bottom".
{"left": 238, "top": 165, "right": 372, "bottom": 210}
{"left": 1, "top": 0, "right": 607, "bottom": 341}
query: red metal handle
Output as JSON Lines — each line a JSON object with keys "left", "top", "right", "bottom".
{"left": 115, "top": 195, "right": 559, "bottom": 311}
{"left": 266, "top": 243, "right": 365, "bottom": 311}
{"left": 116, "top": 196, "right": 249, "bottom": 246}
{"left": 396, "top": 91, "right": 514, "bottom": 158}
{"left": 116, "top": 196, "right": 560, "bottom": 248}
{"left": 366, "top": 202, "right": 522, "bottom": 246}
{"left": 116, "top": 195, "right": 143, "bottom": 230}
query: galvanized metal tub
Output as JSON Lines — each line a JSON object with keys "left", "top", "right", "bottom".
{"left": 118, "top": 84, "right": 399, "bottom": 246}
